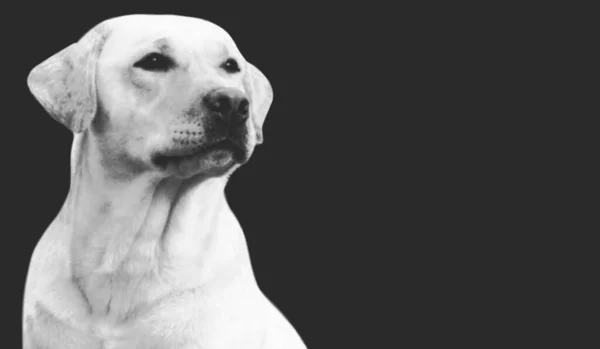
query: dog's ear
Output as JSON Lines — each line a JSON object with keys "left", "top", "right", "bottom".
{"left": 27, "top": 25, "right": 109, "bottom": 133}
{"left": 243, "top": 63, "right": 273, "bottom": 144}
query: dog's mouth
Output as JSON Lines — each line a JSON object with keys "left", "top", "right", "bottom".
{"left": 152, "top": 138, "right": 247, "bottom": 170}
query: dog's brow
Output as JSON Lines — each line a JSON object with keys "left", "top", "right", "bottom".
{"left": 153, "top": 38, "right": 171, "bottom": 51}
{"left": 202, "top": 40, "right": 233, "bottom": 61}
{"left": 131, "top": 37, "right": 172, "bottom": 53}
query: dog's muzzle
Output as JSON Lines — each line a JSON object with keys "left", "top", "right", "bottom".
{"left": 151, "top": 88, "right": 252, "bottom": 175}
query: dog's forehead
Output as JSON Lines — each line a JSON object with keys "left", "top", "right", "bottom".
{"left": 102, "top": 14, "right": 237, "bottom": 54}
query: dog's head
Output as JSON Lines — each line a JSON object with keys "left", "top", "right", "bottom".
{"left": 27, "top": 14, "right": 273, "bottom": 179}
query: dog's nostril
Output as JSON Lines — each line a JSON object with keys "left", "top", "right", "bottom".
{"left": 238, "top": 99, "right": 249, "bottom": 115}
{"left": 212, "top": 95, "right": 232, "bottom": 115}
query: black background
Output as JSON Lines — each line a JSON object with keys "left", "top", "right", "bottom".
{"left": 6, "top": 4, "right": 389, "bottom": 348}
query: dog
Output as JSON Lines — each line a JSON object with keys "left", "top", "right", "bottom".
{"left": 23, "top": 14, "right": 307, "bottom": 349}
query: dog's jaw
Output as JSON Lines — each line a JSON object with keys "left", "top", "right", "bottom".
{"left": 151, "top": 138, "right": 249, "bottom": 179}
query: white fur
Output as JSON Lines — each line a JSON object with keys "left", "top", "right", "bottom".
{"left": 23, "top": 14, "right": 305, "bottom": 349}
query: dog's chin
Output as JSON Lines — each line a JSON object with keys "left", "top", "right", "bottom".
{"left": 152, "top": 140, "right": 248, "bottom": 179}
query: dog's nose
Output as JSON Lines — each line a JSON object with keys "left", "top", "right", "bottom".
{"left": 204, "top": 88, "right": 250, "bottom": 125}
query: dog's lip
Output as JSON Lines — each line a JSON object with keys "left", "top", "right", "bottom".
{"left": 152, "top": 138, "right": 245, "bottom": 168}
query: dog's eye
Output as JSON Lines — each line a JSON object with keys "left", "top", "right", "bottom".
{"left": 133, "top": 53, "right": 175, "bottom": 72}
{"left": 221, "top": 58, "right": 240, "bottom": 73}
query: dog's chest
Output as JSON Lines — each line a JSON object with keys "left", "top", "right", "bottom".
{"left": 27, "top": 266, "right": 268, "bottom": 349}
{"left": 76, "top": 252, "right": 267, "bottom": 347}
{"left": 68, "top": 227, "right": 172, "bottom": 319}
{"left": 80, "top": 270, "right": 154, "bottom": 319}
{"left": 92, "top": 273, "right": 268, "bottom": 349}
{"left": 77, "top": 250, "right": 169, "bottom": 319}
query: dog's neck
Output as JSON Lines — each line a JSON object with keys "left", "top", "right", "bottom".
{"left": 56, "top": 132, "right": 248, "bottom": 315}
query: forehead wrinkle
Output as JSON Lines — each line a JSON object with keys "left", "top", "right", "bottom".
{"left": 194, "top": 40, "right": 235, "bottom": 63}
{"left": 154, "top": 38, "right": 170, "bottom": 51}
{"left": 126, "top": 36, "right": 172, "bottom": 51}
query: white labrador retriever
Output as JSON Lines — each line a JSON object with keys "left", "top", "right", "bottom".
{"left": 23, "top": 14, "right": 307, "bottom": 349}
